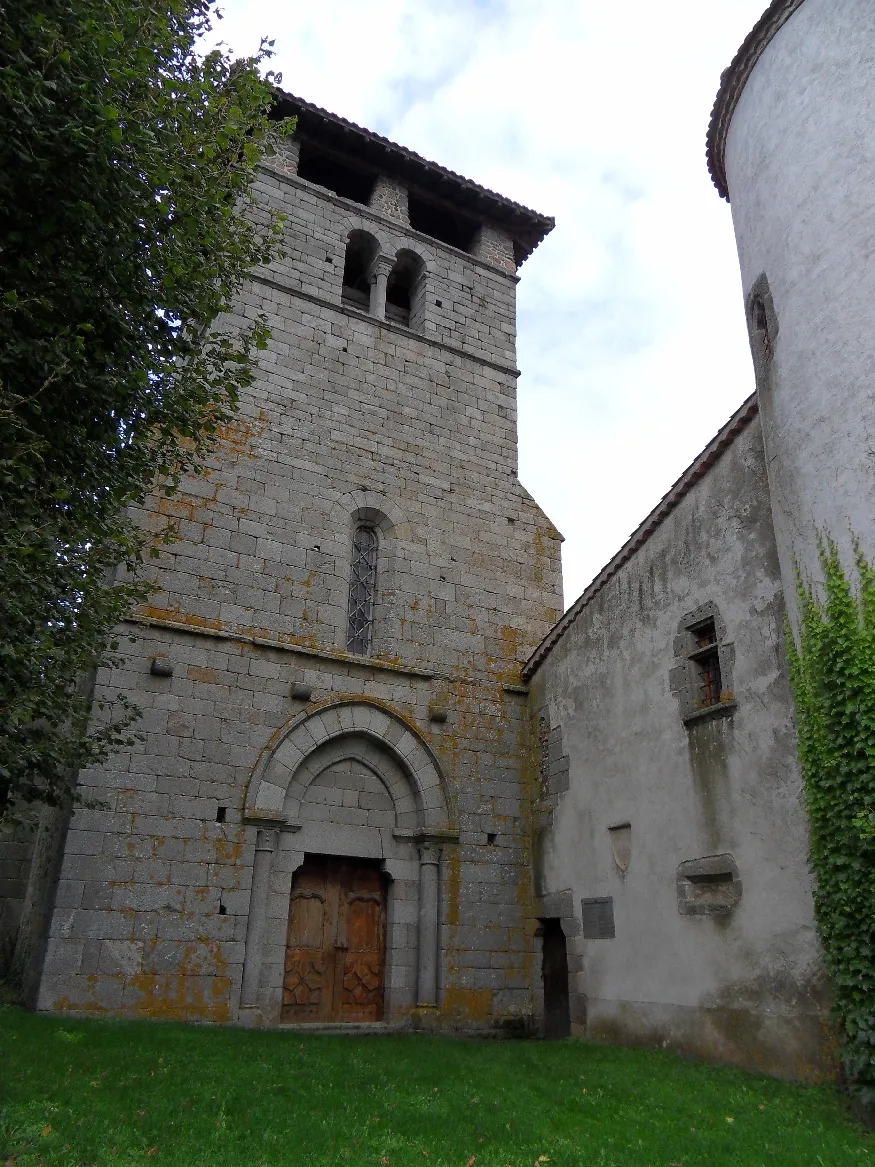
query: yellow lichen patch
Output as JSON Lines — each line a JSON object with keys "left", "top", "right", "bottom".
{"left": 214, "top": 837, "right": 243, "bottom": 863}
{"left": 499, "top": 624, "right": 524, "bottom": 665}
{"left": 51, "top": 983, "right": 116, "bottom": 1017}
{"left": 154, "top": 496, "right": 201, "bottom": 523}
{"left": 440, "top": 987, "right": 493, "bottom": 1022}
{"left": 443, "top": 842, "right": 461, "bottom": 929}
{"left": 187, "top": 665, "right": 224, "bottom": 685}
{"left": 480, "top": 625, "right": 528, "bottom": 686}
{"left": 213, "top": 410, "right": 269, "bottom": 462}
{"left": 126, "top": 940, "right": 231, "bottom": 1023}
{"left": 125, "top": 973, "right": 232, "bottom": 1023}
{"left": 531, "top": 526, "right": 547, "bottom": 586}
{"left": 139, "top": 604, "right": 224, "bottom": 634}
{"left": 541, "top": 603, "right": 562, "bottom": 626}
{"left": 512, "top": 709, "right": 542, "bottom": 994}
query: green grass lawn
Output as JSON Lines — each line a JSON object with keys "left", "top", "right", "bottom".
{"left": 0, "top": 1005, "right": 872, "bottom": 1167}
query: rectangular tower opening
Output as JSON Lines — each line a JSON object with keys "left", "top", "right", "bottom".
{"left": 297, "top": 139, "right": 376, "bottom": 206}
{"left": 408, "top": 191, "right": 480, "bottom": 253}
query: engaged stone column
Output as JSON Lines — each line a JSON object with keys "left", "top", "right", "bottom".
{"left": 369, "top": 255, "right": 393, "bottom": 321}
{"left": 417, "top": 842, "right": 442, "bottom": 1007}
{"left": 240, "top": 828, "right": 278, "bottom": 1009}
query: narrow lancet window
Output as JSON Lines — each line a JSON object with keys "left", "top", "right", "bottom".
{"left": 347, "top": 525, "right": 378, "bottom": 654}
{"left": 342, "top": 231, "right": 379, "bottom": 311}
{"left": 386, "top": 249, "right": 425, "bottom": 329}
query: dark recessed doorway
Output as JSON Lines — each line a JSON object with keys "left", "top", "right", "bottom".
{"left": 541, "top": 917, "right": 571, "bottom": 1039}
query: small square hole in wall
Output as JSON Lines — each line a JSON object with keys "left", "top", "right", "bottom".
{"left": 218, "top": 900, "right": 227, "bottom": 916}
{"left": 487, "top": 832, "right": 497, "bottom": 845}
{"left": 150, "top": 656, "right": 173, "bottom": 678}
{"left": 216, "top": 806, "right": 227, "bottom": 823}
{"left": 435, "top": 299, "right": 443, "bottom": 307}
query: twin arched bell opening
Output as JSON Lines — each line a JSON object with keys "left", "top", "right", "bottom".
{"left": 341, "top": 231, "right": 425, "bottom": 329}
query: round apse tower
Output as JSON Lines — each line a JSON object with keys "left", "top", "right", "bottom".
{"left": 708, "top": 0, "right": 875, "bottom": 615}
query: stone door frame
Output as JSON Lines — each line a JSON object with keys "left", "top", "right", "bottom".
{"left": 239, "top": 700, "right": 457, "bottom": 1024}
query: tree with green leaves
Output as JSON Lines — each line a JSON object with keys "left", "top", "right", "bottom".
{"left": 787, "top": 541, "right": 875, "bottom": 1111}
{"left": 0, "top": 1, "right": 288, "bottom": 823}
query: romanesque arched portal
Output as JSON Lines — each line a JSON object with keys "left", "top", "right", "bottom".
{"left": 240, "top": 700, "right": 456, "bottom": 1024}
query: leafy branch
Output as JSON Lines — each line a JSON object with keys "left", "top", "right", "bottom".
{"left": 0, "top": 0, "right": 291, "bottom": 822}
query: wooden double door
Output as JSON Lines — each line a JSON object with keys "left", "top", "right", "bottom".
{"left": 282, "top": 855, "right": 387, "bottom": 1023}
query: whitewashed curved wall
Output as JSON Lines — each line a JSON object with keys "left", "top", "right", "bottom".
{"left": 724, "top": 0, "right": 875, "bottom": 604}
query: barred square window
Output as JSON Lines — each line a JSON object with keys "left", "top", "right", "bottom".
{"left": 689, "top": 618, "right": 722, "bottom": 708}
{"left": 670, "top": 603, "right": 737, "bottom": 727}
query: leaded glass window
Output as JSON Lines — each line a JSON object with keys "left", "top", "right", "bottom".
{"left": 347, "top": 526, "right": 378, "bottom": 654}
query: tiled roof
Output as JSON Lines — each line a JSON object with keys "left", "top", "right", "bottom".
{"left": 707, "top": 0, "right": 808, "bottom": 200}
{"left": 522, "top": 393, "right": 760, "bottom": 679}
{"left": 273, "top": 90, "right": 555, "bottom": 263}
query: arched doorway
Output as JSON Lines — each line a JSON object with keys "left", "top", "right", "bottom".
{"left": 240, "top": 701, "right": 456, "bottom": 1025}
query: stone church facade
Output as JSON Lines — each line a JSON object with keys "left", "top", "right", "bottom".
{"left": 3, "top": 0, "right": 871, "bottom": 1083}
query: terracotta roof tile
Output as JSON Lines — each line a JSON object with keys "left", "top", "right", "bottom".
{"left": 707, "top": 0, "right": 807, "bottom": 200}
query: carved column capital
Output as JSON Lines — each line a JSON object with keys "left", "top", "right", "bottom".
{"left": 370, "top": 254, "right": 394, "bottom": 281}
{"left": 418, "top": 841, "right": 443, "bottom": 866}
{"left": 254, "top": 828, "right": 279, "bottom": 854}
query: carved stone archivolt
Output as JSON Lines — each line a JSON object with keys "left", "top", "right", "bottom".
{"left": 240, "top": 701, "right": 458, "bottom": 1022}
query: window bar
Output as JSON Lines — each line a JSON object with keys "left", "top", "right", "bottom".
{"left": 698, "top": 651, "right": 722, "bottom": 706}
{"left": 347, "top": 526, "right": 378, "bottom": 654}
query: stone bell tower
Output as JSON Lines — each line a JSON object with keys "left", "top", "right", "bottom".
{"left": 28, "top": 92, "right": 564, "bottom": 1029}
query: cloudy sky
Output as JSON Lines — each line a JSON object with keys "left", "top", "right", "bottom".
{"left": 212, "top": 0, "right": 768, "bottom": 607}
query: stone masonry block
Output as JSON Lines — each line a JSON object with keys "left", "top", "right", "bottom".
{"left": 98, "top": 939, "right": 144, "bottom": 976}
{"left": 81, "top": 882, "right": 114, "bottom": 911}
{"left": 54, "top": 880, "right": 85, "bottom": 909}
{"left": 42, "top": 938, "right": 85, "bottom": 976}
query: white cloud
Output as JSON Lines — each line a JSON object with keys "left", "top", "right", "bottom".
{"left": 212, "top": 0, "right": 769, "bottom": 605}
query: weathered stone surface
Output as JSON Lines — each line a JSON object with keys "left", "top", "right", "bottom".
{"left": 26, "top": 111, "right": 562, "bottom": 1029}
{"left": 528, "top": 417, "right": 832, "bottom": 1080}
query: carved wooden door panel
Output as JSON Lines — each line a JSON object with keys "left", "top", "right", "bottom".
{"left": 282, "top": 856, "right": 332, "bottom": 1021}
{"left": 340, "top": 863, "right": 386, "bottom": 1022}
{"left": 282, "top": 856, "right": 386, "bottom": 1023}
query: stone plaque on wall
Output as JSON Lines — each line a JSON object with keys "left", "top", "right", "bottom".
{"left": 582, "top": 897, "right": 615, "bottom": 939}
